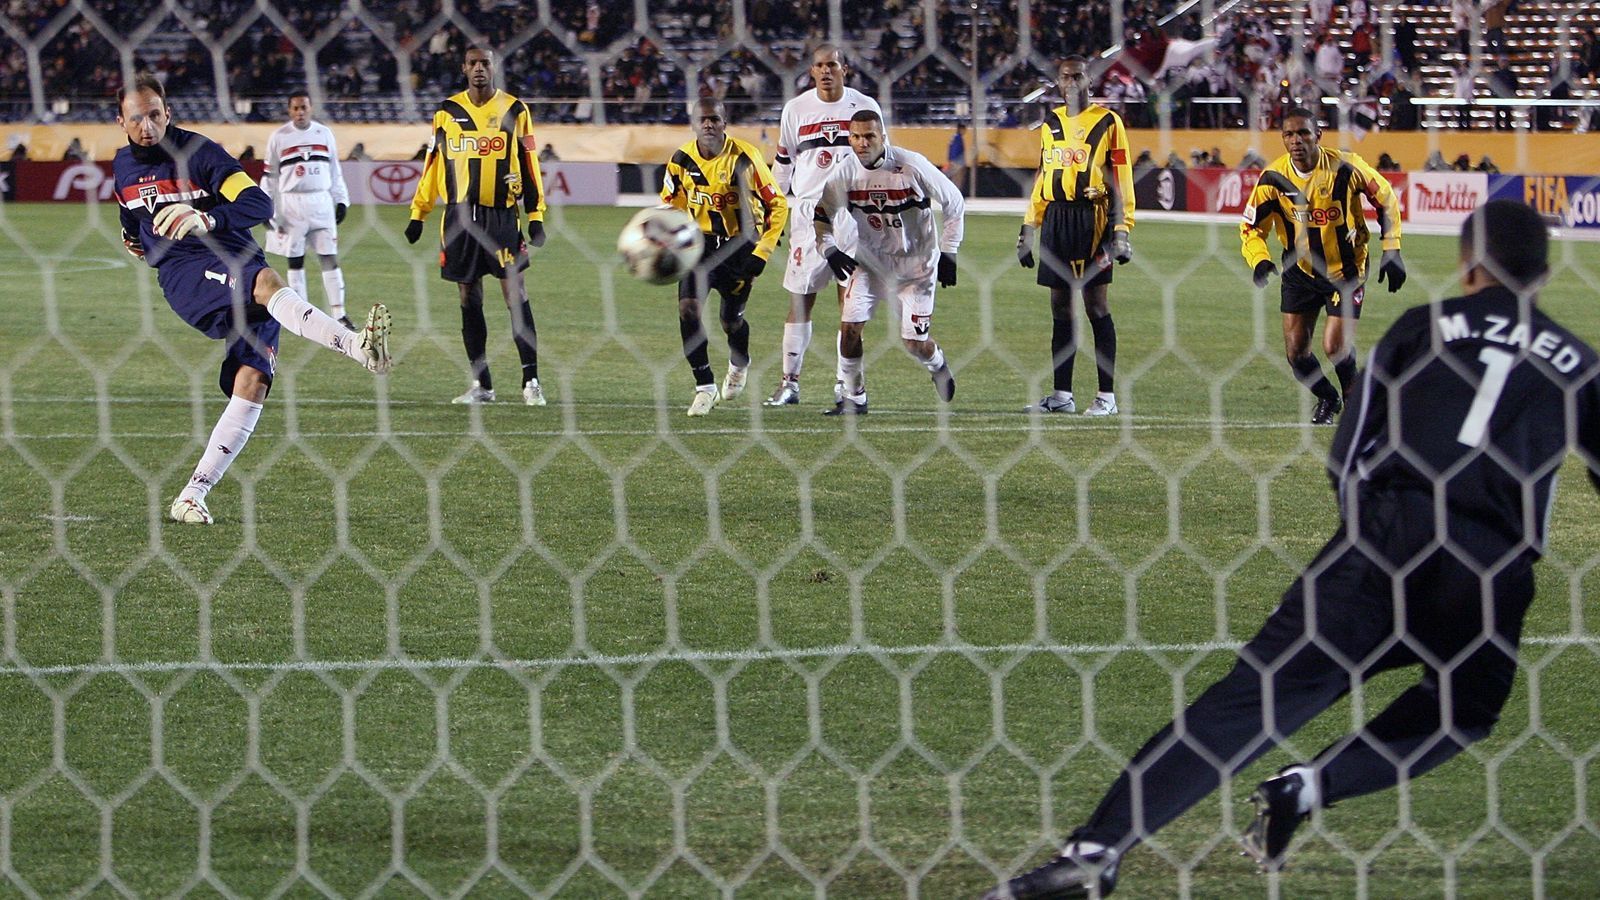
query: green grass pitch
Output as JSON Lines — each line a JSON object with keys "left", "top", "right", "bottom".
{"left": 2, "top": 203, "right": 1599, "bottom": 897}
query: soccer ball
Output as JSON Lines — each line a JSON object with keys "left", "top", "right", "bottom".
{"left": 617, "top": 206, "right": 704, "bottom": 284}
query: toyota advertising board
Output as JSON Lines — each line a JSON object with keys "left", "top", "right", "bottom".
{"left": 342, "top": 160, "right": 617, "bottom": 206}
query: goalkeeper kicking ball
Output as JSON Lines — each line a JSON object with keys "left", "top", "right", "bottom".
{"left": 617, "top": 206, "right": 704, "bottom": 284}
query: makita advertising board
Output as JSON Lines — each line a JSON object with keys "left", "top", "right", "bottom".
{"left": 1407, "top": 172, "right": 1487, "bottom": 225}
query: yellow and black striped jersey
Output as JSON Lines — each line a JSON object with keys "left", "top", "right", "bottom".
{"left": 408, "top": 89, "right": 546, "bottom": 224}
{"left": 660, "top": 136, "right": 788, "bottom": 260}
{"left": 1024, "top": 104, "right": 1135, "bottom": 233}
{"left": 1240, "top": 147, "right": 1401, "bottom": 284}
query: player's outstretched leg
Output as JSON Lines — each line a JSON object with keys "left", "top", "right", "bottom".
{"left": 979, "top": 841, "right": 1120, "bottom": 899}
{"left": 261, "top": 280, "right": 389, "bottom": 373}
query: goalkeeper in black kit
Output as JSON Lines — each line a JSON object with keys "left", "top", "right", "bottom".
{"left": 984, "top": 200, "right": 1600, "bottom": 899}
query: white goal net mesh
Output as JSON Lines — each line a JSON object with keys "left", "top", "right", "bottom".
{"left": 3, "top": 1, "right": 1600, "bottom": 897}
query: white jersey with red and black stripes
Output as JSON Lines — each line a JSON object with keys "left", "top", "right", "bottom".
{"left": 773, "top": 86, "right": 880, "bottom": 205}
{"left": 263, "top": 120, "right": 348, "bottom": 204}
{"left": 816, "top": 144, "right": 964, "bottom": 277}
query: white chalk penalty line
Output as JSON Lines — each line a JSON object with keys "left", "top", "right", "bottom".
{"left": 0, "top": 635, "right": 1592, "bottom": 679}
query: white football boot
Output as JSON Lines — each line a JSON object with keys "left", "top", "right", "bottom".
{"left": 169, "top": 496, "right": 213, "bottom": 525}
{"left": 360, "top": 303, "right": 392, "bottom": 374}
{"left": 687, "top": 386, "right": 719, "bottom": 417}
{"left": 452, "top": 381, "right": 495, "bottom": 404}
{"left": 721, "top": 365, "right": 748, "bottom": 401}
{"left": 522, "top": 378, "right": 547, "bottom": 406}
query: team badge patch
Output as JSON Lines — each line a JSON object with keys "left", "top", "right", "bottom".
{"left": 138, "top": 183, "right": 160, "bottom": 212}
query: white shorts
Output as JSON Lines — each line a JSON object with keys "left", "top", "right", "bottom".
{"left": 842, "top": 264, "right": 936, "bottom": 341}
{"left": 781, "top": 199, "right": 856, "bottom": 296}
{"left": 265, "top": 192, "right": 338, "bottom": 257}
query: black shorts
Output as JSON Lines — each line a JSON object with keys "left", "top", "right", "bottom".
{"left": 1037, "top": 200, "right": 1112, "bottom": 290}
{"left": 439, "top": 204, "right": 528, "bottom": 283}
{"left": 1281, "top": 265, "right": 1364, "bottom": 319}
{"left": 678, "top": 236, "right": 754, "bottom": 309}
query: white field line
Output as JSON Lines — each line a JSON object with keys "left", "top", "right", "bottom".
{"left": 0, "top": 635, "right": 1592, "bottom": 679}
{"left": 3, "top": 419, "right": 1325, "bottom": 441}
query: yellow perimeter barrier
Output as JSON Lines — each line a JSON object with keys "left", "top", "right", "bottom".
{"left": 8, "top": 122, "right": 1596, "bottom": 176}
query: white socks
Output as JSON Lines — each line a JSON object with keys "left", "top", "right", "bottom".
{"left": 838, "top": 354, "right": 865, "bottom": 398}
{"left": 266, "top": 287, "right": 363, "bottom": 364}
{"left": 321, "top": 267, "right": 345, "bottom": 319}
{"left": 782, "top": 320, "right": 812, "bottom": 381}
{"left": 922, "top": 343, "right": 945, "bottom": 373}
{"left": 1052, "top": 389, "right": 1074, "bottom": 403}
{"left": 287, "top": 266, "right": 346, "bottom": 319}
{"left": 179, "top": 395, "right": 263, "bottom": 503}
{"left": 286, "top": 268, "right": 308, "bottom": 308}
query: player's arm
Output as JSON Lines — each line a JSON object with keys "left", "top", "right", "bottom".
{"left": 118, "top": 203, "right": 146, "bottom": 262}
{"left": 1018, "top": 131, "right": 1049, "bottom": 268}
{"left": 660, "top": 156, "right": 687, "bottom": 211}
{"left": 153, "top": 140, "right": 271, "bottom": 239}
{"left": 326, "top": 129, "right": 350, "bottom": 215}
{"left": 912, "top": 153, "right": 964, "bottom": 286}
{"left": 772, "top": 106, "right": 795, "bottom": 196}
{"left": 1578, "top": 366, "right": 1600, "bottom": 498}
{"left": 1352, "top": 153, "right": 1406, "bottom": 291}
{"left": 405, "top": 117, "right": 447, "bottom": 243}
{"left": 1327, "top": 309, "right": 1420, "bottom": 496}
{"left": 1240, "top": 181, "right": 1283, "bottom": 284}
{"left": 1105, "top": 112, "right": 1135, "bottom": 235}
{"left": 812, "top": 174, "right": 855, "bottom": 280}
{"left": 742, "top": 148, "right": 787, "bottom": 261}
{"left": 513, "top": 102, "right": 547, "bottom": 246}
{"left": 1353, "top": 154, "right": 1401, "bottom": 250}
{"left": 261, "top": 130, "right": 280, "bottom": 224}
{"left": 515, "top": 102, "right": 546, "bottom": 226}
{"left": 408, "top": 115, "right": 447, "bottom": 223}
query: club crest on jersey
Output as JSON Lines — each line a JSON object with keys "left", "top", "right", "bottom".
{"left": 819, "top": 122, "right": 843, "bottom": 141}
{"left": 504, "top": 172, "right": 522, "bottom": 196}
{"left": 868, "top": 190, "right": 889, "bottom": 208}
{"left": 137, "top": 183, "right": 160, "bottom": 212}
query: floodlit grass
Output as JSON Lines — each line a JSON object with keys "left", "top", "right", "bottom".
{"left": 2, "top": 203, "right": 1599, "bottom": 897}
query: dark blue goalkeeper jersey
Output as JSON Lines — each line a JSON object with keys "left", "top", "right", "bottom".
{"left": 113, "top": 125, "right": 273, "bottom": 269}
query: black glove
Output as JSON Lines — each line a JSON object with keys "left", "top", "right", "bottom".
{"left": 937, "top": 253, "right": 957, "bottom": 287}
{"left": 1017, "top": 224, "right": 1035, "bottom": 269}
{"left": 1252, "top": 260, "right": 1277, "bottom": 287}
{"left": 121, "top": 228, "right": 145, "bottom": 260}
{"left": 527, "top": 220, "right": 546, "bottom": 247}
{"left": 404, "top": 219, "right": 424, "bottom": 244}
{"left": 1378, "top": 248, "right": 1406, "bottom": 292}
{"left": 739, "top": 250, "right": 767, "bottom": 279}
{"left": 1112, "top": 230, "right": 1132, "bottom": 265}
{"left": 823, "top": 247, "right": 857, "bottom": 282}
{"left": 335, "top": 202, "right": 347, "bottom": 224}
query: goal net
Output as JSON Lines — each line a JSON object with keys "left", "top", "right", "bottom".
{"left": 2, "top": 1, "right": 1598, "bottom": 896}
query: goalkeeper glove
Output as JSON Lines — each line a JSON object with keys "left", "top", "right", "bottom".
{"left": 1112, "top": 230, "right": 1133, "bottom": 265}
{"left": 937, "top": 253, "right": 958, "bottom": 287}
{"left": 152, "top": 204, "right": 214, "bottom": 240}
{"left": 121, "top": 228, "right": 145, "bottom": 260}
{"left": 1016, "top": 224, "right": 1036, "bottom": 269}
{"left": 404, "top": 219, "right": 424, "bottom": 244}
{"left": 335, "top": 203, "right": 347, "bottom": 225}
{"left": 823, "top": 247, "right": 857, "bottom": 282}
{"left": 1378, "top": 249, "right": 1406, "bottom": 292}
{"left": 527, "top": 220, "right": 546, "bottom": 247}
{"left": 739, "top": 250, "right": 767, "bottom": 279}
{"left": 1252, "top": 260, "right": 1278, "bottom": 287}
